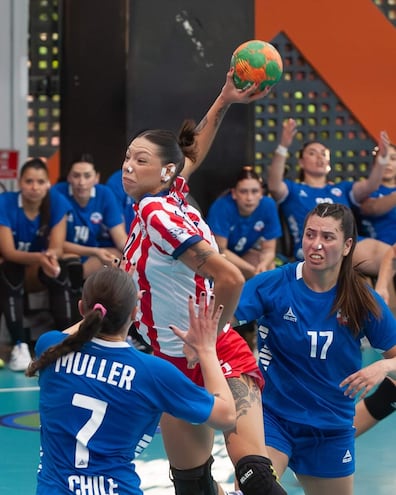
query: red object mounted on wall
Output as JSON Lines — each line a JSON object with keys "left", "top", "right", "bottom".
{"left": 0, "top": 150, "right": 19, "bottom": 179}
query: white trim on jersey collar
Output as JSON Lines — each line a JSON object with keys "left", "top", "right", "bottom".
{"left": 296, "top": 261, "right": 304, "bottom": 280}
{"left": 91, "top": 337, "right": 130, "bottom": 348}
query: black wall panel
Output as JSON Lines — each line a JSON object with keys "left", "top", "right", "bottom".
{"left": 60, "top": 0, "right": 254, "bottom": 213}
{"left": 60, "top": 0, "right": 128, "bottom": 180}
{"left": 127, "top": 0, "right": 254, "bottom": 214}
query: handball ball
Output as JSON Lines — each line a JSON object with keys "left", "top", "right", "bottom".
{"left": 230, "top": 39, "right": 283, "bottom": 92}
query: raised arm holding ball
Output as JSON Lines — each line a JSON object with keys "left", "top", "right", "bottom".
{"left": 121, "top": 49, "right": 286, "bottom": 495}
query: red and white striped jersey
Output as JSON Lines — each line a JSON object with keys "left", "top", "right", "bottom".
{"left": 123, "top": 177, "right": 217, "bottom": 357}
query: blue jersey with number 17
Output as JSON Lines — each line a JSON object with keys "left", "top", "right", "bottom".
{"left": 235, "top": 261, "right": 396, "bottom": 430}
{"left": 35, "top": 331, "right": 214, "bottom": 495}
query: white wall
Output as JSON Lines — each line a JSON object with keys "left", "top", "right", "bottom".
{"left": 0, "top": 0, "right": 29, "bottom": 189}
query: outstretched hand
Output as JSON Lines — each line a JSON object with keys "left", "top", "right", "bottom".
{"left": 220, "top": 68, "right": 272, "bottom": 105}
{"left": 280, "top": 118, "right": 298, "bottom": 148}
{"left": 170, "top": 292, "right": 224, "bottom": 369}
{"left": 340, "top": 359, "right": 389, "bottom": 400}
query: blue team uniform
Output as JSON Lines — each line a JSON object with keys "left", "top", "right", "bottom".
{"left": 0, "top": 189, "right": 70, "bottom": 251}
{"left": 279, "top": 180, "right": 357, "bottom": 259}
{"left": 357, "top": 184, "right": 396, "bottom": 245}
{"left": 35, "top": 331, "right": 215, "bottom": 495}
{"left": 206, "top": 193, "right": 282, "bottom": 256}
{"left": 52, "top": 182, "right": 124, "bottom": 250}
{"left": 235, "top": 261, "right": 396, "bottom": 476}
{"left": 106, "top": 170, "right": 135, "bottom": 234}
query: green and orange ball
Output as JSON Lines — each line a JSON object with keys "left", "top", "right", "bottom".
{"left": 230, "top": 39, "right": 283, "bottom": 92}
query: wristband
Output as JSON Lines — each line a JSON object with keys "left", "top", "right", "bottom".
{"left": 275, "top": 144, "right": 288, "bottom": 157}
{"left": 376, "top": 154, "right": 388, "bottom": 166}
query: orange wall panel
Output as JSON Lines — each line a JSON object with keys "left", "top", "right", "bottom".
{"left": 255, "top": 0, "right": 396, "bottom": 141}
{"left": 46, "top": 150, "right": 60, "bottom": 184}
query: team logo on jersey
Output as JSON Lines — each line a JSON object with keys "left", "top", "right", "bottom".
{"left": 169, "top": 227, "right": 185, "bottom": 239}
{"left": 299, "top": 190, "right": 308, "bottom": 197}
{"left": 336, "top": 309, "right": 349, "bottom": 326}
{"left": 254, "top": 220, "right": 265, "bottom": 232}
{"left": 342, "top": 449, "right": 353, "bottom": 463}
{"left": 330, "top": 187, "right": 343, "bottom": 197}
{"left": 283, "top": 307, "right": 297, "bottom": 322}
{"left": 90, "top": 211, "right": 103, "bottom": 224}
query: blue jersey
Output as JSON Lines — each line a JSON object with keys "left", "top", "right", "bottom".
{"left": 0, "top": 189, "right": 69, "bottom": 252}
{"left": 53, "top": 182, "right": 124, "bottom": 248}
{"left": 357, "top": 184, "right": 396, "bottom": 245}
{"left": 280, "top": 180, "right": 356, "bottom": 259}
{"left": 206, "top": 193, "right": 282, "bottom": 256}
{"left": 235, "top": 261, "right": 396, "bottom": 430}
{"left": 35, "top": 331, "right": 214, "bottom": 495}
{"left": 106, "top": 170, "right": 135, "bottom": 234}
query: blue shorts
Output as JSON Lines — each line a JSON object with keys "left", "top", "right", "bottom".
{"left": 264, "top": 408, "right": 355, "bottom": 477}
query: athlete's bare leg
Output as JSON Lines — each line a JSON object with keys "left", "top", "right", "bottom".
{"left": 160, "top": 414, "right": 226, "bottom": 494}
{"left": 224, "top": 375, "right": 286, "bottom": 494}
{"left": 297, "top": 473, "right": 353, "bottom": 495}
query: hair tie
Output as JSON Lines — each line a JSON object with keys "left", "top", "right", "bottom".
{"left": 93, "top": 303, "right": 107, "bottom": 318}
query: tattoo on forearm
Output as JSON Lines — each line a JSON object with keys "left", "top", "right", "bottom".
{"left": 196, "top": 105, "right": 228, "bottom": 133}
{"left": 195, "top": 116, "right": 208, "bottom": 133}
{"left": 214, "top": 107, "right": 227, "bottom": 127}
{"left": 191, "top": 244, "right": 214, "bottom": 276}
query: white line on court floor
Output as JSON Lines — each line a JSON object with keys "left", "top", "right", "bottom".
{"left": 0, "top": 386, "right": 39, "bottom": 393}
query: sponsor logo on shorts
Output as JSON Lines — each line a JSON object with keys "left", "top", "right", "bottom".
{"left": 342, "top": 449, "right": 352, "bottom": 463}
{"left": 220, "top": 360, "right": 233, "bottom": 376}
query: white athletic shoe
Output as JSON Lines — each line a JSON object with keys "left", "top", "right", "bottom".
{"left": 9, "top": 343, "right": 31, "bottom": 371}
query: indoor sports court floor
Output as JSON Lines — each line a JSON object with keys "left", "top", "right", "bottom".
{"left": 1, "top": 346, "right": 395, "bottom": 495}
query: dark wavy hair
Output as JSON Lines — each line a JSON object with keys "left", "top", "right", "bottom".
{"left": 135, "top": 119, "right": 198, "bottom": 182}
{"left": 233, "top": 165, "right": 263, "bottom": 186}
{"left": 26, "top": 267, "right": 138, "bottom": 376}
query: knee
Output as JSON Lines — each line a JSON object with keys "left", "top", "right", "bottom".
{"left": 170, "top": 456, "right": 218, "bottom": 495}
{"left": 364, "top": 376, "right": 396, "bottom": 421}
{"left": 0, "top": 261, "right": 25, "bottom": 292}
{"left": 235, "top": 455, "right": 287, "bottom": 495}
{"left": 62, "top": 257, "right": 84, "bottom": 291}
{"left": 39, "top": 257, "right": 83, "bottom": 291}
